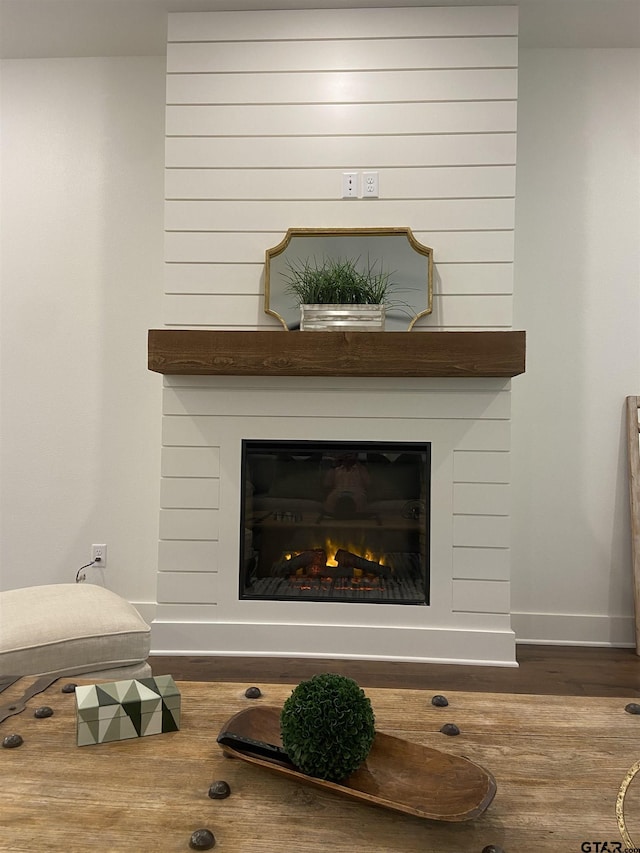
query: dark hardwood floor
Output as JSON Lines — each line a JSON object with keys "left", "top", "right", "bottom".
{"left": 148, "top": 644, "right": 640, "bottom": 697}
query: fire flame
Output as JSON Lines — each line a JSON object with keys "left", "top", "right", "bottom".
{"left": 282, "top": 537, "right": 387, "bottom": 593}
{"left": 284, "top": 536, "right": 384, "bottom": 569}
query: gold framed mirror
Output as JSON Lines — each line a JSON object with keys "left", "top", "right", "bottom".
{"left": 264, "top": 227, "right": 433, "bottom": 331}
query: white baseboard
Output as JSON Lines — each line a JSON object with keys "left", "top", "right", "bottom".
{"left": 512, "top": 611, "right": 635, "bottom": 647}
{"left": 149, "top": 619, "right": 518, "bottom": 666}
{"left": 140, "top": 606, "right": 636, "bottom": 653}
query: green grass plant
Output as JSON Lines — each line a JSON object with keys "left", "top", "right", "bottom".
{"left": 283, "top": 256, "right": 396, "bottom": 306}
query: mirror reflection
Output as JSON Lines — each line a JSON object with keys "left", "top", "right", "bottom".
{"left": 265, "top": 228, "right": 433, "bottom": 331}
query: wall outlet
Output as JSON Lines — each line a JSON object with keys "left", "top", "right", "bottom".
{"left": 91, "top": 544, "right": 107, "bottom": 567}
{"left": 362, "top": 171, "right": 379, "bottom": 198}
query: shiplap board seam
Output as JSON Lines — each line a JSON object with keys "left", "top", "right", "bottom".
{"left": 161, "top": 419, "right": 511, "bottom": 424}
{"left": 453, "top": 512, "right": 509, "bottom": 517}
{"left": 162, "top": 259, "right": 514, "bottom": 263}
{"left": 166, "top": 99, "right": 518, "bottom": 106}
{"left": 160, "top": 471, "right": 220, "bottom": 475}
{"left": 164, "top": 198, "right": 515, "bottom": 203}
{"left": 159, "top": 381, "right": 512, "bottom": 390}
{"left": 458, "top": 578, "right": 509, "bottom": 584}
{"left": 163, "top": 388, "right": 511, "bottom": 397}
{"left": 453, "top": 544, "right": 510, "bottom": 549}
{"left": 160, "top": 324, "right": 514, "bottom": 330}
{"left": 162, "top": 394, "right": 512, "bottom": 408}
{"left": 452, "top": 608, "right": 511, "bottom": 615}
{"left": 168, "top": 34, "right": 519, "bottom": 39}
{"left": 166, "top": 37, "right": 518, "bottom": 47}
{"left": 164, "top": 228, "right": 515, "bottom": 232}
{"left": 454, "top": 480, "right": 509, "bottom": 484}
{"left": 164, "top": 133, "right": 518, "bottom": 139}
{"left": 162, "top": 415, "right": 512, "bottom": 422}
{"left": 164, "top": 291, "right": 513, "bottom": 298}
{"left": 164, "top": 412, "right": 510, "bottom": 414}
{"left": 163, "top": 166, "right": 517, "bottom": 170}
{"left": 164, "top": 165, "right": 515, "bottom": 170}
{"left": 214, "top": 327, "right": 516, "bottom": 331}
{"left": 161, "top": 375, "right": 511, "bottom": 391}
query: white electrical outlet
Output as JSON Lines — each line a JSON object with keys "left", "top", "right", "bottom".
{"left": 362, "top": 171, "right": 379, "bottom": 198}
{"left": 342, "top": 171, "right": 359, "bottom": 198}
{"left": 91, "top": 544, "right": 107, "bottom": 567}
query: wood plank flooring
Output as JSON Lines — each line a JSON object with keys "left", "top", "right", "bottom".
{"left": 5, "top": 680, "right": 638, "bottom": 852}
{"left": 148, "top": 644, "right": 640, "bottom": 697}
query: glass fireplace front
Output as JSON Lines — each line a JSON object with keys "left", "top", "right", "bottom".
{"left": 240, "top": 440, "right": 430, "bottom": 605}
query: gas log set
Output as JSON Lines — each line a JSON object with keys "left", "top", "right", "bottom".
{"left": 273, "top": 548, "right": 391, "bottom": 580}
{"left": 246, "top": 545, "right": 426, "bottom": 603}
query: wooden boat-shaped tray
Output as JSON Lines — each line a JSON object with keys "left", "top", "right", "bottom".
{"left": 217, "top": 706, "right": 496, "bottom": 822}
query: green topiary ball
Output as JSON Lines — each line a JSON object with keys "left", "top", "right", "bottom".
{"left": 280, "top": 673, "right": 375, "bottom": 782}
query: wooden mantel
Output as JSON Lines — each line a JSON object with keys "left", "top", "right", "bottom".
{"left": 148, "top": 330, "right": 525, "bottom": 378}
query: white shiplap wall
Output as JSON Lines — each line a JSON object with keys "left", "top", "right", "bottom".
{"left": 164, "top": 5, "right": 517, "bottom": 330}
{"left": 155, "top": 6, "right": 518, "bottom": 664}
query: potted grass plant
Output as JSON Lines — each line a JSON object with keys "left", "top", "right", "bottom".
{"left": 283, "top": 255, "right": 399, "bottom": 331}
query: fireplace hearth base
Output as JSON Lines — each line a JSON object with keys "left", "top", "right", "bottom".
{"left": 154, "top": 373, "right": 516, "bottom": 666}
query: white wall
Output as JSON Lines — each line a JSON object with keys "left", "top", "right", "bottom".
{"left": 1, "top": 18, "right": 639, "bottom": 650}
{"left": 511, "top": 48, "right": 640, "bottom": 644}
{"left": 0, "top": 57, "right": 165, "bottom": 618}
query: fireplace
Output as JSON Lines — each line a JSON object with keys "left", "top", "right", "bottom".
{"left": 240, "top": 440, "right": 431, "bottom": 605}
{"left": 152, "top": 4, "right": 521, "bottom": 666}
{"left": 152, "top": 369, "right": 518, "bottom": 665}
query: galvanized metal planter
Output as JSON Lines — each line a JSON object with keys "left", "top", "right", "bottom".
{"left": 300, "top": 303, "right": 386, "bottom": 332}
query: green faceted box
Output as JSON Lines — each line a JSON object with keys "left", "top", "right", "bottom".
{"left": 75, "top": 675, "right": 180, "bottom": 746}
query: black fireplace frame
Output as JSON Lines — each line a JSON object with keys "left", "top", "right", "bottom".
{"left": 239, "top": 439, "right": 431, "bottom": 606}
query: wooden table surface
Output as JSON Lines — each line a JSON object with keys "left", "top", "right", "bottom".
{"left": 1, "top": 678, "right": 640, "bottom": 852}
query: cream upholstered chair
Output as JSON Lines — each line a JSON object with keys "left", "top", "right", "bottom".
{"left": 0, "top": 584, "right": 151, "bottom": 679}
